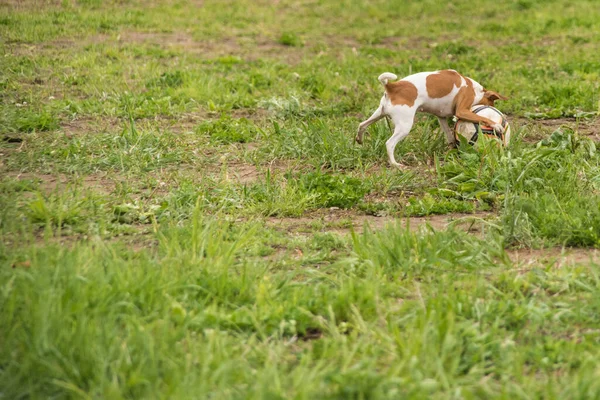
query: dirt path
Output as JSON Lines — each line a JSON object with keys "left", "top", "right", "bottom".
{"left": 267, "top": 209, "right": 496, "bottom": 236}
{"left": 507, "top": 247, "right": 600, "bottom": 268}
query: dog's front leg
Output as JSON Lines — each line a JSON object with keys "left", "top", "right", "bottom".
{"left": 455, "top": 110, "right": 504, "bottom": 134}
{"left": 454, "top": 90, "right": 504, "bottom": 134}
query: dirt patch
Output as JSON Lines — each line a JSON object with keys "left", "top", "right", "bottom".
{"left": 371, "top": 35, "right": 573, "bottom": 54}
{"left": 6, "top": 172, "right": 116, "bottom": 194}
{"left": 239, "top": 37, "right": 307, "bottom": 64}
{"left": 59, "top": 108, "right": 271, "bottom": 137}
{"left": 117, "top": 31, "right": 237, "bottom": 55}
{"left": 207, "top": 159, "right": 297, "bottom": 184}
{"left": 540, "top": 117, "right": 600, "bottom": 138}
{"left": 322, "top": 36, "right": 362, "bottom": 49}
{"left": 508, "top": 247, "right": 600, "bottom": 268}
{"left": 516, "top": 117, "right": 600, "bottom": 142}
{"left": 267, "top": 209, "right": 495, "bottom": 237}
{"left": 60, "top": 115, "right": 197, "bottom": 137}
{"left": 61, "top": 116, "right": 121, "bottom": 137}
{"left": 221, "top": 163, "right": 262, "bottom": 184}
{"left": 8, "top": 29, "right": 308, "bottom": 64}
{"left": 225, "top": 108, "right": 272, "bottom": 120}
{"left": 113, "top": 31, "right": 306, "bottom": 64}
{"left": 108, "top": 225, "right": 158, "bottom": 252}
{"left": 0, "top": 0, "right": 62, "bottom": 10}
{"left": 23, "top": 224, "right": 155, "bottom": 252}
{"left": 374, "top": 35, "right": 454, "bottom": 51}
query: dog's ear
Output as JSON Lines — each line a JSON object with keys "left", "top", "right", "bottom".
{"left": 484, "top": 90, "right": 508, "bottom": 101}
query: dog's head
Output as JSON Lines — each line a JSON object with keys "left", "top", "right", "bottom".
{"left": 478, "top": 90, "right": 508, "bottom": 107}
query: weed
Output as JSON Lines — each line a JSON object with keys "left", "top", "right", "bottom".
{"left": 195, "top": 115, "right": 258, "bottom": 144}
{"left": 403, "top": 193, "right": 477, "bottom": 216}
{"left": 0, "top": 108, "right": 59, "bottom": 134}
{"left": 146, "top": 70, "right": 185, "bottom": 88}
{"left": 298, "top": 171, "right": 368, "bottom": 209}
{"left": 278, "top": 32, "right": 302, "bottom": 47}
{"left": 0, "top": 178, "right": 38, "bottom": 194}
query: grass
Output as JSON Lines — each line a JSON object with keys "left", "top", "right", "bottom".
{"left": 2, "top": 0, "right": 600, "bottom": 398}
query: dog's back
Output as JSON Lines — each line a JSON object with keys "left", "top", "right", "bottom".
{"left": 380, "top": 70, "right": 486, "bottom": 118}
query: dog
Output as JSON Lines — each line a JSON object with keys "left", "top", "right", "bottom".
{"left": 356, "top": 69, "right": 508, "bottom": 167}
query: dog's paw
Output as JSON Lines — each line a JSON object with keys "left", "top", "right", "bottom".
{"left": 355, "top": 135, "right": 363, "bottom": 145}
{"left": 492, "top": 123, "right": 505, "bottom": 134}
{"left": 389, "top": 161, "right": 408, "bottom": 169}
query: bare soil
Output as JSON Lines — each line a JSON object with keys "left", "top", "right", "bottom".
{"left": 6, "top": 172, "right": 116, "bottom": 194}
{"left": 516, "top": 117, "right": 600, "bottom": 142}
{"left": 61, "top": 117, "right": 121, "bottom": 137}
{"left": 0, "top": 0, "right": 62, "bottom": 10}
{"left": 508, "top": 247, "right": 600, "bottom": 268}
{"left": 110, "top": 31, "right": 307, "bottom": 64}
{"left": 267, "top": 209, "right": 496, "bottom": 237}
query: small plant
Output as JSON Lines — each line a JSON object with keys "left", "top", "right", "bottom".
{"left": 195, "top": 115, "right": 258, "bottom": 144}
{"left": 146, "top": 71, "right": 185, "bottom": 88}
{"left": 26, "top": 192, "right": 83, "bottom": 228}
{"left": 244, "top": 171, "right": 315, "bottom": 216}
{"left": 537, "top": 128, "right": 596, "bottom": 157}
{"left": 310, "top": 232, "right": 347, "bottom": 251}
{"left": 258, "top": 95, "right": 307, "bottom": 117}
{"left": 0, "top": 109, "right": 59, "bottom": 133}
{"left": 358, "top": 200, "right": 392, "bottom": 217}
{"left": 278, "top": 32, "right": 301, "bottom": 47}
{"left": 403, "top": 193, "right": 476, "bottom": 216}
{"left": 300, "top": 73, "right": 327, "bottom": 99}
{"left": 113, "top": 202, "right": 161, "bottom": 224}
{"left": 298, "top": 171, "right": 369, "bottom": 209}
{"left": 431, "top": 41, "right": 475, "bottom": 57}
{"left": 0, "top": 178, "right": 38, "bottom": 194}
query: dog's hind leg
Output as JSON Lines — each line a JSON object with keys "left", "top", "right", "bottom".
{"left": 386, "top": 107, "right": 416, "bottom": 167}
{"left": 356, "top": 104, "right": 385, "bottom": 144}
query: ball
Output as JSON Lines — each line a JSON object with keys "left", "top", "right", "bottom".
{"left": 454, "top": 105, "right": 511, "bottom": 146}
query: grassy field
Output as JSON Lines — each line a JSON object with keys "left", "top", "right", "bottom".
{"left": 2, "top": 0, "right": 600, "bottom": 398}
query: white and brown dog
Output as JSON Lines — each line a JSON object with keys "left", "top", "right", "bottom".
{"left": 356, "top": 69, "right": 507, "bottom": 167}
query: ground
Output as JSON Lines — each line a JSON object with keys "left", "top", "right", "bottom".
{"left": 2, "top": 0, "right": 600, "bottom": 399}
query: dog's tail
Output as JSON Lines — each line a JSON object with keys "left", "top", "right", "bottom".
{"left": 378, "top": 72, "right": 398, "bottom": 86}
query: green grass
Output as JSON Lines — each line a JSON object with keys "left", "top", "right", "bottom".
{"left": 4, "top": 222, "right": 600, "bottom": 398}
{"left": 2, "top": 0, "right": 600, "bottom": 398}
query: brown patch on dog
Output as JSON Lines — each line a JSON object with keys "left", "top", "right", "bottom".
{"left": 426, "top": 70, "right": 462, "bottom": 98}
{"left": 386, "top": 81, "right": 418, "bottom": 107}
{"left": 476, "top": 90, "right": 508, "bottom": 107}
{"left": 463, "top": 76, "right": 473, "bottom": 89}
{"left": 477, "top": 96, "right": 494, "bottom": 107}
{"left": 453, "top": 86, "right": 500, "bottom": 128}
{"left": 453, "top": 86, "right": 475, "bottom": 113}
